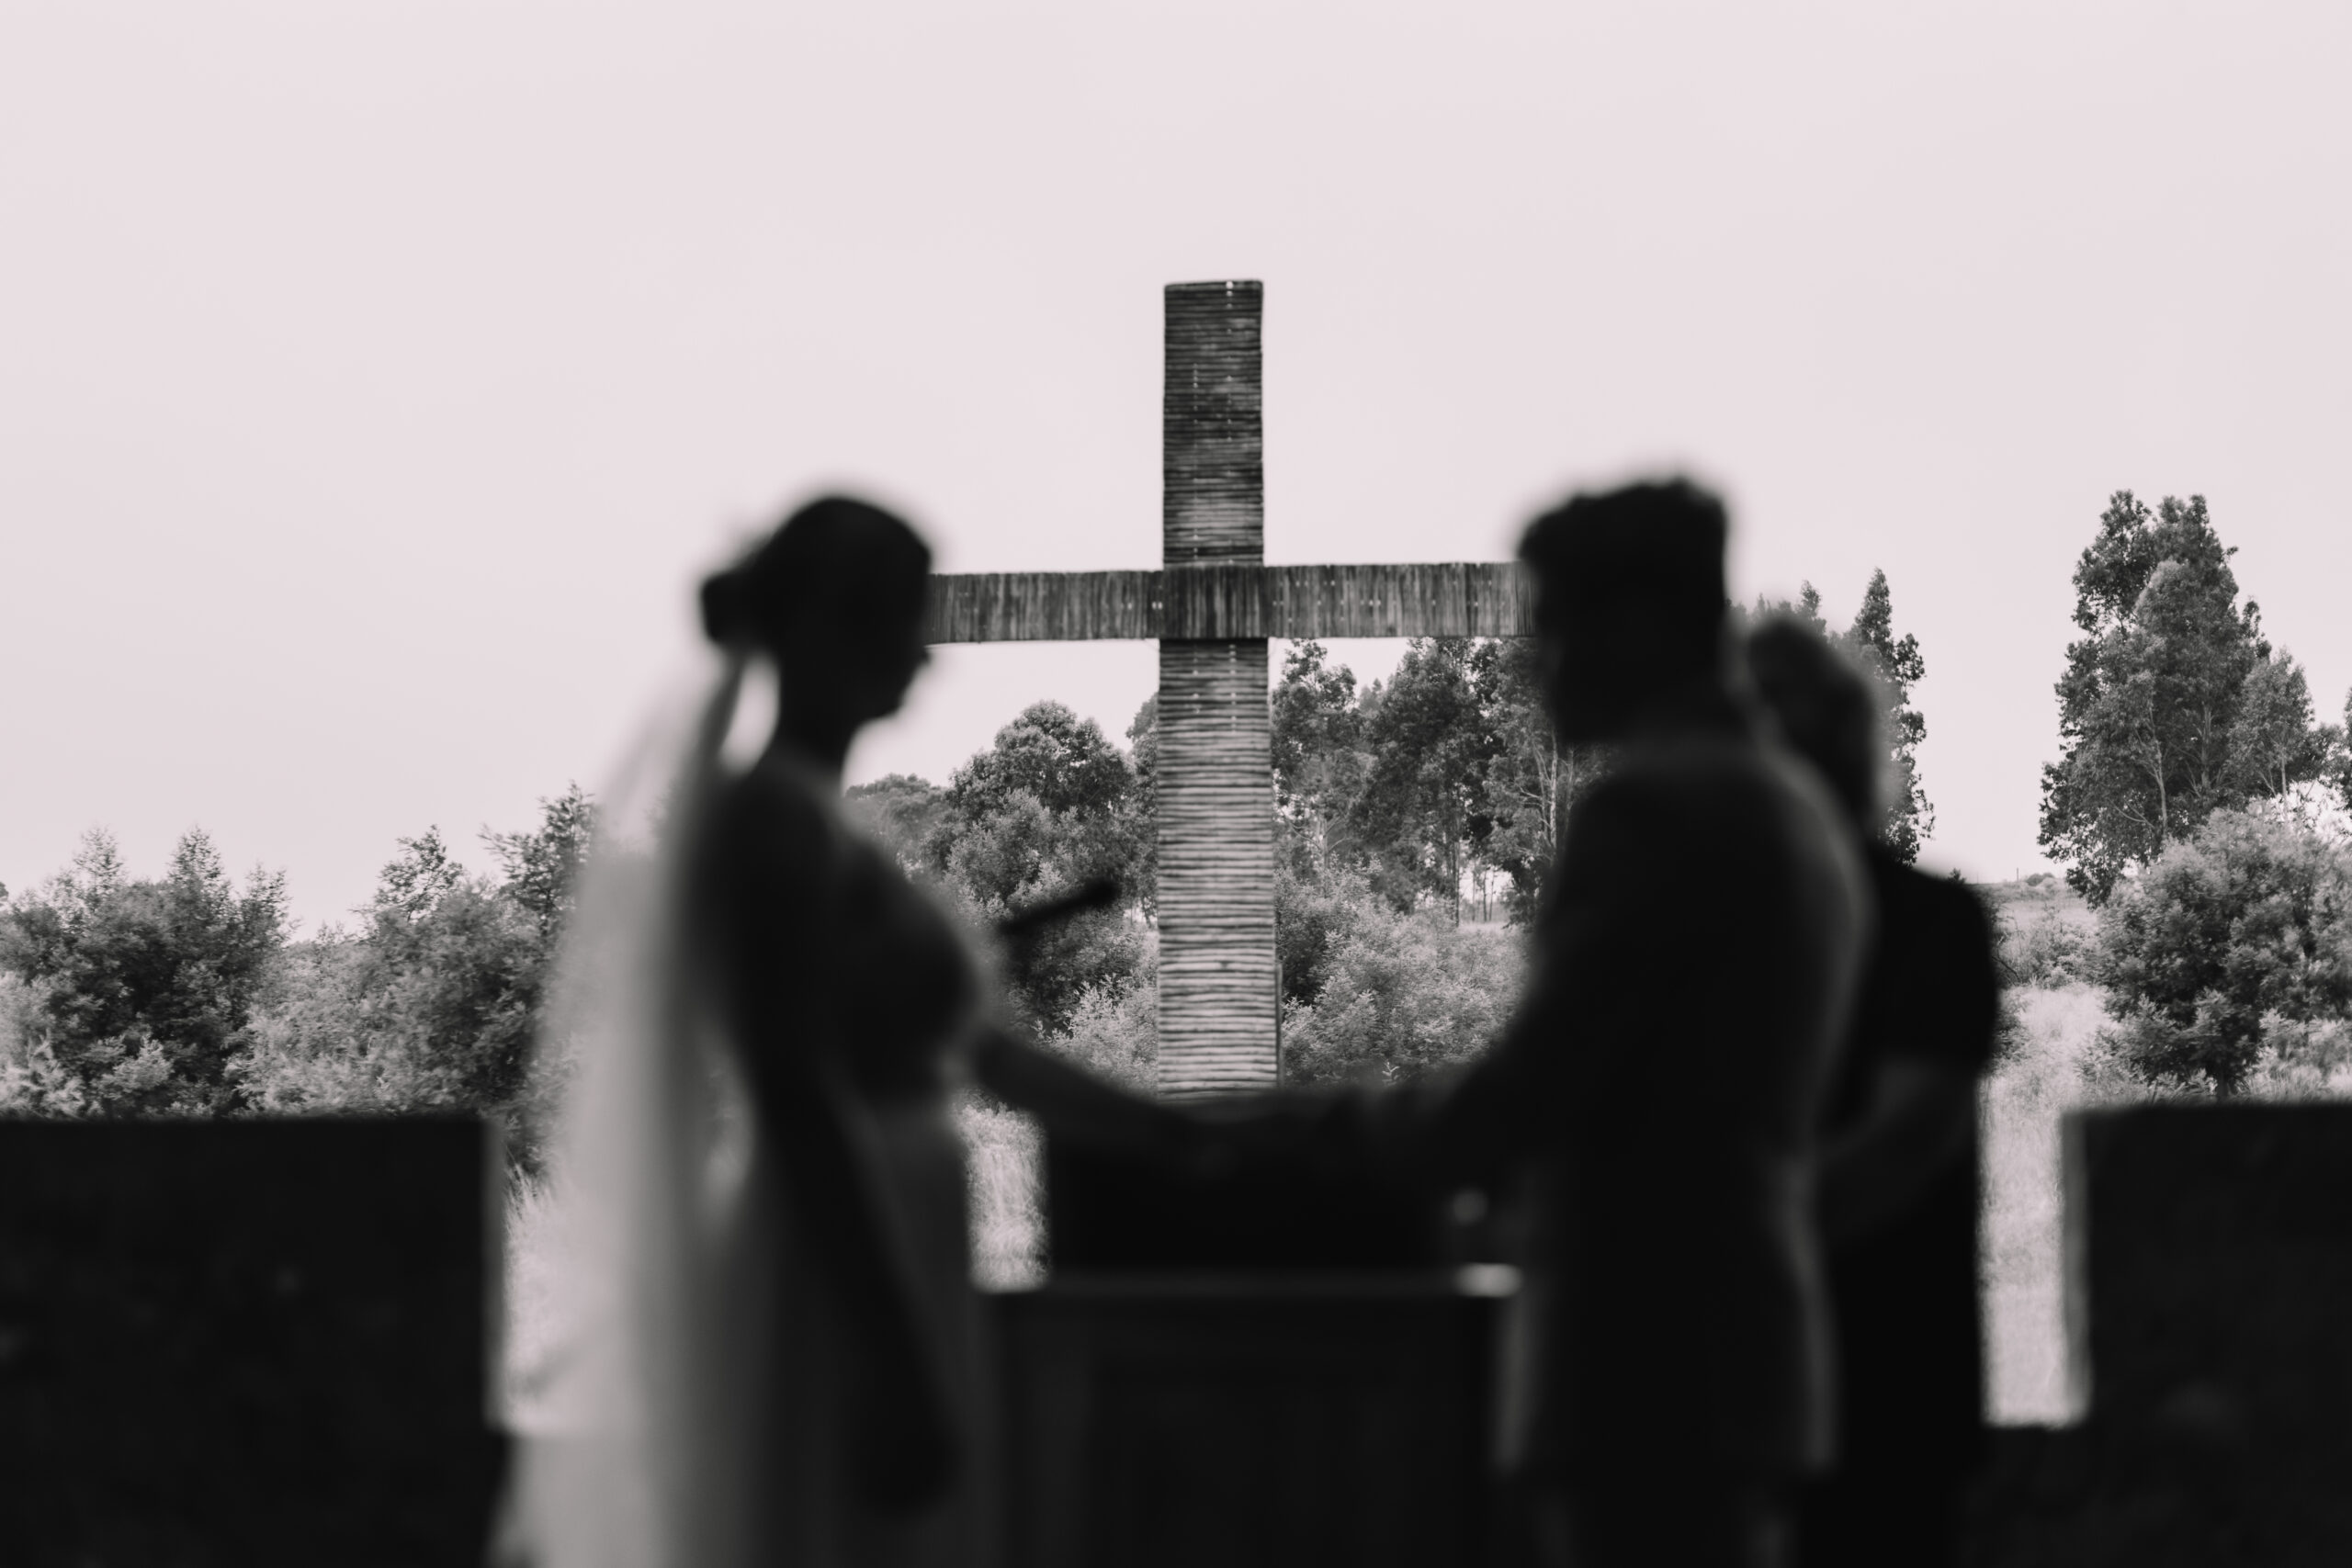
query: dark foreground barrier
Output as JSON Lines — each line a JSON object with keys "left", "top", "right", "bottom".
{"left": 993, "top": 1269, "right": 1508, "bottom": 1568}
{"left": 5, "top": 1103, "right": 2346, "bottom": 1564}
{"left": 996, "top": 1131, "right": 1509, "bottom": 1568}
{"left": 1023, "top": 1106, "right": 2352, "bottom": 1568}
{"left": 0, "top": 1117, "right": 505, "bottom": 1566}
{"left": 1963, "top": 1102, "right": 2352, "bottom": 1567}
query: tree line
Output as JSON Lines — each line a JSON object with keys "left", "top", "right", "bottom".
{"left": 0, "top": 791, "right": 593, "bottom": 1170}
{"left": 0, "top": 566, "right": 1944, "bottom": 1141}
{"left": 19, "top": 488, "right": 2335, "bottom": 1134}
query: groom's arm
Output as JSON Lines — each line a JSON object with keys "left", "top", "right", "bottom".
{"left": 1404, "top": 778, "right": 1666, "bottom": 1185}
{"left": 969, "top": 1022, "right": 1203, "bottom": 1167}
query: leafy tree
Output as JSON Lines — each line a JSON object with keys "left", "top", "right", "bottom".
{"left": 233, "top": 794, "right": 594, "bottom": 1172}
{"left": 2092, "top": 807, "right": 2352, "bottom": 1094}
{"left": 1046, "top": 952, "right": 1159, "bottom": 1095}
{"left": 922, "top": 702, "right": 1153, "bottom": 1038}
{"left": 2341, "top": 686, "right": 2352, "bottom": 816}
{"left": 1349, "top": 638, "right": 1494, "bottom": 920}
{"left": 943, "top": 700, "right": 1136, "bottom": 822}
{"left": 1741, "top": 572, "right": 1934, "bottom": 863}
{"left": 843, "top": 773, "right": 946, "bottom": 872}
{"left": 951, "top": 707, "right": 1145, "bottom": 894}
{"left": 1274, "top": 852, "right": 1361, "bottom": 1010}
{"left": 1280, "top": 888, "right": 1525, "bottom": 1087}
{"left": 234, "top": 830, "right": 537, "bottom": 1130}
{"left": 0, "top": 988, "right": 90, "bottom": 1115}
{"left": 369, "top": 829, "right": 544, "bottom": 1111}
{"left": 0, "top": 828, "right": 286, "bottom": 1113}
{"left": 1121, "top": 696, "right": 1160, "bottom": 910}
{"left": 1469, "top": 637, "right": 1610, "bottom": 921}
{"left": 483, "top": 783, "right": 596, "bottom": 943}
{"left": 2227, "top": 653, "right": 2343, "bottom": 804}
{"left": 1743, "top": 582, "right": 1830, "bottom": 637}
{"left": 1268, "top": 636, "right": 1612, "bottom": 925}
{"left": 932, "top": 703, "right": 1148, "bottom": 908}
{"left": 2039, "top": 492, "right": 2286, "bottom": 903}
{"left": 1997, "top": 897, "right": 2091, "bottom": 990}
{"left": 1843, "top": 569, "right": 1935, "bottom": 862}
{"left": 1271, "top": 640, "right": 1370, "bottom": 851}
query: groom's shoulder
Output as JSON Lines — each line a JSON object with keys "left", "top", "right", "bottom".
{"left": 1595, "top": 728, "right": 1797, "bottom": 825}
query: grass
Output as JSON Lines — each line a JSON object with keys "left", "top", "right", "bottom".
{"left": 499, "top": 1173, "right": 584, "bottom": 1431}
{"left": 960, "top": 1097, "right": 1046, "bottom": 1290}
{"left": 1979, "top": 981, "right": 2122, "bottom": 1424}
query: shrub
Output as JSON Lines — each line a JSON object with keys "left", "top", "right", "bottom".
{"left": 232, "top": 936, "right": 467, "bottom": 1114}
{"left": 2004, "top": 905, "right": 2092, "bottom": 988}
{"left": 1274, "top": 855, "right": 1363, "bottom": 1009}
{"left": 2093, "top": 807, "right": 2352, "bottom": 1094}
{"left": 1281, "top": 900, "right": 1526, "bottom": 1087}
{"left": 233, "top": 832, "right": 551, "bottom": 1168}
{"left": 2242, "top": 1016, "right": 2352, "bottom": 1100}
{"left": 1046, "top": 966, "right": 1158, "bottom": 1095}
{"left": 0, "top": 829, "right": 286, "bottom": 1114}
{"left": 0, "top": 976, "right": 91, "bottom": 1117}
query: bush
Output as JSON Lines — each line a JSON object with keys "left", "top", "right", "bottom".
{"left": 1274, "top": 855, "right": 1363, "bottom": 1009}
{"left": 232, "top": 829, "right": 557, "bottom": 1169}
{"left": 1046, "top": 967, "right": 1158, "bottom": 1095}
{"left": 0, "top": 829, "right": 286, "bottom": 1115}
{"left": 2242, "top": 1017, "right": 2352, "bottom": 1100}
{"left": 232, "top": 936, "right": 469, "bottom": 1114}
{"left": 0, "top": 976, "right": 90, "bottom": 1116}
{"left": 1281, "top": 895, "right": 1526, "bottom": 1087}
{"left": 1007, "top": 860, "right": 1532, "bottom": 1095}
{"left": 2093, "top": 807, "right": 2352, "bottom": 1094}
{"left": 2004, "top": 905, "right": 2092, "bottom": 988}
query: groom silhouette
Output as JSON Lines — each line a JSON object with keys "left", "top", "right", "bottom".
{"left": 1388, "top": 479, "right": 1871, "bottom": 1568}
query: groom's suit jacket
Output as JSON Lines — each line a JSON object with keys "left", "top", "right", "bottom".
{"left": 1417, "top": 687, "right": 1871, "bottom": 1481}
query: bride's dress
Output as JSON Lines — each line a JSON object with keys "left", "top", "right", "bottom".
{"left": 498, "top": 660, "right": 992, "bottom": 1568}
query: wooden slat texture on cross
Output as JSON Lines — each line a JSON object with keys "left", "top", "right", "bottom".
{"left": 926, "top": 282, "right": 1535, "bottom": 1098}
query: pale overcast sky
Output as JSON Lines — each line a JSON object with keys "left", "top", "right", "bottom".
{"left": 5, "top": 3, "right": 2347, "bottom": 930}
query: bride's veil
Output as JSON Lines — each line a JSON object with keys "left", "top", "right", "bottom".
{"left": 495, "top": 650, "right": 778, "bottom": 1568}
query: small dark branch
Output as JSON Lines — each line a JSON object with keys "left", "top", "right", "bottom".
{"left": 996, "top": 876, "right": 1122, "bottom": 941}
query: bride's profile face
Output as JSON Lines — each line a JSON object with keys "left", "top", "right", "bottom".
{"left": 780, "top": 606, "right": 930, "bottom": 728}
{"left": 868, "top": 619, "right": 931, "bottom": 719}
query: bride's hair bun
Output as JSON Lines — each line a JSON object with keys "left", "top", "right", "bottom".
{"left": 701, "top": 494, "right": 931, "bottom": 655}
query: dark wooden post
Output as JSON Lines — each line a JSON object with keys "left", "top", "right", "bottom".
{"left": 1156, "top": 281, "right": 1278, "bottom": 1098}
{"left": 0, "top": 1118, "right": 504, "bottom": 1559}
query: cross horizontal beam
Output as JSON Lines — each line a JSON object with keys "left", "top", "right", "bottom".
{"left": 924, "top": 561, "right": 1534, "bottom": 644}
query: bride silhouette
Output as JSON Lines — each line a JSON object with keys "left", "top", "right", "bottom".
{"left": 499, "top": 496, "right": 1195, "bottom": 1568}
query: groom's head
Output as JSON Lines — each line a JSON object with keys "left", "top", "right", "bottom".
{"left": 1519, "top": 478, "right": 1730, "bottom": 743}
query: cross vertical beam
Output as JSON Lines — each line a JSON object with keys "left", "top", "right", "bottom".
{"left": 1156, "top": 282, "right": 1278, "bottom": 1098}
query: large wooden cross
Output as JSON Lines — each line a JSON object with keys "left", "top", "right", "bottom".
{"left": 926, "top": 281, "right": 1534, "bottom": 1098}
